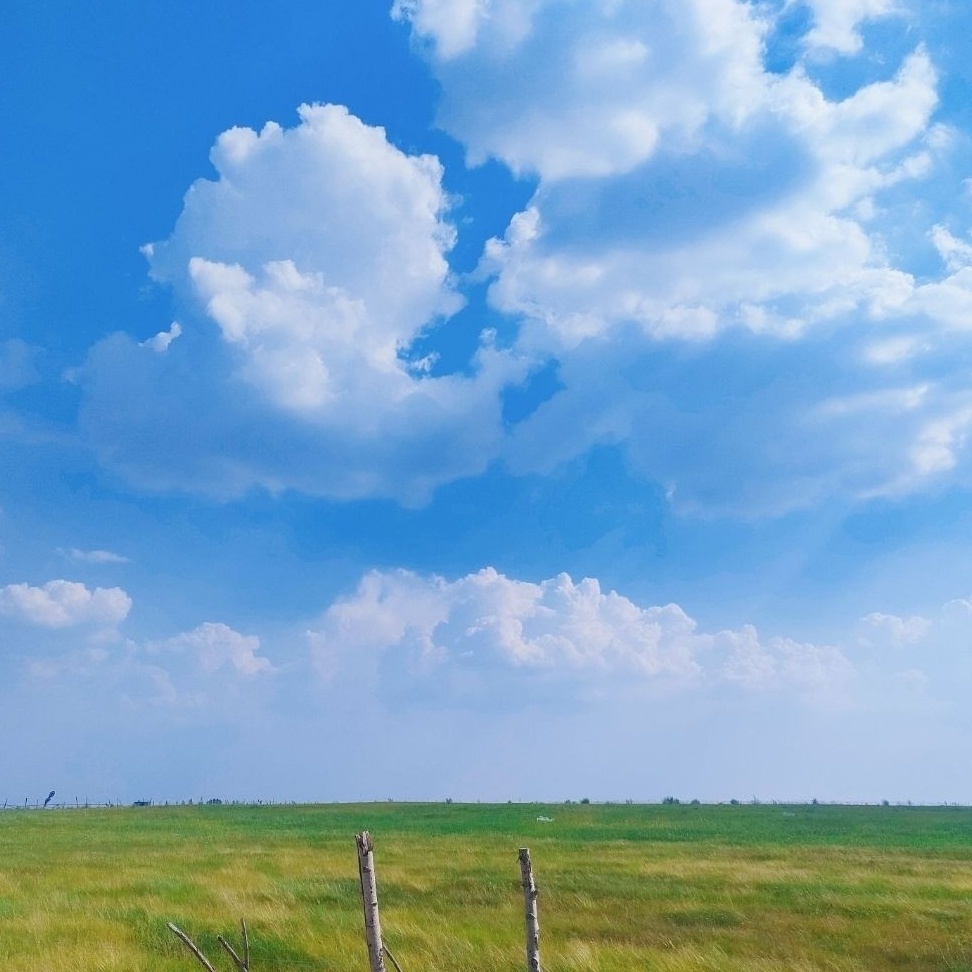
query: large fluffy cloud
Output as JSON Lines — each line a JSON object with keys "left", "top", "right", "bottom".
{"left": 308, "top": 567, "right": 852, "bottom": 703}
{"left": 395, "top": 0, "right": 972, "bottom": 513}
{"left": 478, "top": 47, "right": 939, "bottom": 349}
{"left": 146, "top": 103, "right": 463, "bottom": 412}
{"left": 81, "top": 104, "right": 520, "bottom": 504}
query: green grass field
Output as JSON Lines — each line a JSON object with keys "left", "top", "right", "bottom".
{"left": 2, "top": 802, "right": 972, "bottom": 972}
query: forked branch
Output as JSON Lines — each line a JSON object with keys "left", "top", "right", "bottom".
{"left": 167, "top": 922, "right": 217, "bottom": 972}
{"left": 168, "top": 920, "right": 250, "bottom": 972}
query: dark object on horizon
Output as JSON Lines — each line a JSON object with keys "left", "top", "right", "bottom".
{"left": 43, "top": 790, "right": 55, "bottom": 808}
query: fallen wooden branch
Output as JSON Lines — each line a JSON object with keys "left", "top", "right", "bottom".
{"left": 167, "top": 922, "right": 217, "bottom": 972}
{"left": 168, "top": 919, "right": 250, "bottom": 972}
{"left": 383, "top": 943, "right": 405, "bottom": 972}
{"left": 218, "top": 919, "right": 250, "bottom": 972}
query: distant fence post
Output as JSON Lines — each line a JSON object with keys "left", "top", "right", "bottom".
{"left": 356, "top": 831, "right": 387, "bottom": 972}
{"left": 518, "top": 847, "right": 541, "bottom": 972}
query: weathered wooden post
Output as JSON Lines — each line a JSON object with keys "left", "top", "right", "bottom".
{"left": 518, "top": 847, "right": 541, "bottom": 972}
{"left": 356, "top": 831, "right": 387, "bottom": 972}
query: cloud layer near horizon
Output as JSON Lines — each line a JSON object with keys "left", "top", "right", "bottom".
{"left": 308, "top": 567, "right": 857, "bottom": 707}
{"left": 3, "top": 567, "right": 863, "bottom": 710}
{"left": 1, "top": 559, "right": 959, "bottom": 801}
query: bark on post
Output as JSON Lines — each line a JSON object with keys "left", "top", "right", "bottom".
{"left": 518, "top": 847, "right": 541, "bottom": 972}
{"left": 356, "top": 831, "right": 387, "bottom": 972}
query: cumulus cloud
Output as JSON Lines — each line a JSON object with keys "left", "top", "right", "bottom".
{"left": 19, "top": 614, "right": 275, "bottom": 716}
{"left": 802, "top": 0, "right": 900, "bottom": 55}
{"left": 397, "top": 0, "right": 970, "bottom": 513}
{"left": 0, "top": 580, "right": 131, "bottom": 629}
{"left": 308, "top": 567, "right": 853, "bottom": 703}
{"left": 481, "top": 48, "right": 939, "bottom": 351}
{"left": 392, "top": 0, "right": 504, "bottom": 60}
{"left": 81, "top": 103, "right": 520, "bottom": 504}
{"left": 397, "top": 0, "right": 770, "bottom": 180}
{"left": 154, "top": 622, "right": 273, "bottom": 676}
{"left": 146, "top": 104, "right": 464, "bottom": 399}
{"left": 121, "top": 622, "right": 274, "bottom": 711}
{"left": 860, "top": 611, "right": 933, "bottom": 646}
{"left": 312, "top": 567, "right": 699, "bottom": 677}
{"left": 716, "top": 624, "right": 854, "bottom": 693}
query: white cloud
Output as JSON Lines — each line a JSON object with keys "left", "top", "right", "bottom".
{"left": 943, "top": 597, "right": 972, "bottom": 617}
{"left": 391, "top": 0, "right": 501, "bottom": 59}
{"left": 802, "top": 0, "right": 900, "bottom": 55}
{"left": 155, "top": 622, "right": 273, "bottom": 676}
{"left": 81, "top": 103, "right": 522, "bottom": 504}
{"left": 23, "top": 619, "right": 274, "bottom": 717}
{"left": 398, "top": 0, "right": 770, "bottom": 180}
{"left": 315, "top": 567, "right": 701, "bottom": 676}
{"left": 75, "top": 3, "right": 972, "bottom": 518}
{"left": 717, "top": 625, "right": 854, "bottom": 694}
{"left": 482, "top": 49, "right": 939, "bottom": 350}
{"left": 930, "top": 226, "right": 972, "bottom": 274}
{"left": 148, "top": 103, "right": 462, "bottom": 373}
{"left": 0, "top": 580, "right": 131, "bottom": 629}
{"left": 445, "top": 11, "right": 967, "bottom": 514}
{"left": 308, "top": 567, "right": 853, "bottom": 701}
{"left": 861, "top": 611, "right": 933, "bottom": 646}
{"left": 140, "top": 322, "right": 182, "bottom": 353}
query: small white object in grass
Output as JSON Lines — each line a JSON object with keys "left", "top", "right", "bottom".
{"left": 536, "top": 815, "right": 554, "bottom": 822}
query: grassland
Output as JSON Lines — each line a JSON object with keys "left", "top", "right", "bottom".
{"left": 2, "top": 801, "right": 972, "bottom": 972}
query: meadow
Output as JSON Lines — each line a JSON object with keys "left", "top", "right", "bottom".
{"left": 2, "top": 801, "right": 972, "bottom": 972}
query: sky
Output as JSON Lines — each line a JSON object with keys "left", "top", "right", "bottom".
{"left": 4, "top": 0, "right": 972, "bottom": 805}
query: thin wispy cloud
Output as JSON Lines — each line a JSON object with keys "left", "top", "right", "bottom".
{"left": 59, "top": 548, "right": 131, "bottom": 565}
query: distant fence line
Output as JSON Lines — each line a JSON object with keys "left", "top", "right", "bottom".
{"left": 1, "top": 799, "right": 302, "bottom": 811}
{"left": 5, "top": 798, "right": 969, "bottom": 812}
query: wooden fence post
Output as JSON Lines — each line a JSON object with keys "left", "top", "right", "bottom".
{"left": 356, "top": 831, "right": 387, "bottom": 972}
{"left": 518, "top": 847, "right": 541, "bottom": 972}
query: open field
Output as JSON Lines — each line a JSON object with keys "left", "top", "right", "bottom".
{"left": 2, "top": 802, "right": 972, "bottom": 972}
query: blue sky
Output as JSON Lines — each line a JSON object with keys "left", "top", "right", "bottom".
{"left": 5, "top": 0, "right": 972, "bottom": 804}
